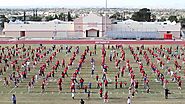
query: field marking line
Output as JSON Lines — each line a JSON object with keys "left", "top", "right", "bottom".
{"left": 8, "top": 86, "right": 16, "bottom": 94}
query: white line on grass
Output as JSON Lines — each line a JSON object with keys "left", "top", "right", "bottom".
{"left": 8, "top": 86, "right": 16, "bottom": 94}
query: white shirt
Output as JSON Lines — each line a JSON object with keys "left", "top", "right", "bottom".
{"left": 26, "top": 61, "right": 30, "bottom": 66}
{"left": 72, "top": 93, "right": 74, "bottom": 97}
{"left": 127, "top": 98, "right": 131, "bottom": 104}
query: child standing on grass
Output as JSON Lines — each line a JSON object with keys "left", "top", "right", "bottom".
{"left": 120, "top": 81, "right": 123, "bottom": 88}
{"left": 72, "top": 90, "right": 75, "bottom": 99}
{"left": 99, "top": 88, "right": 103, "bottom": 98}
{"left": 96, "top": 74, "right": 99, "bottom": 82}
{"left": 178, "top": 80, "right": 182, "bottom": 90}
{"left": 84, "top": 85, "right": 87, "bottom": 93}
{"left": 11, "top": 94, "right": 16, "bottom": 104}
{"left": 88, "top": 82, "right": 92, "bottom": 89}
{"left": 80, "top": 78, "right": 84, "bottom": 89}
{"left": 87, "top": 90, "right": 90, "bottom": 99}
{"left": 164, "top": 88, "right": 171, "bottom": 99}
{"left": 41, "top": 81, "right": 45, "bottom": 93}
{"left": 80, "top": 99, "right": 85, "bottom": 104}
{"left": 104, "top": 91, "right": 108, "bottom": 103}
{"left": 127, "top": 97, "right": 131, "bottom": 104}
{"left": 91, "top": 65, "right": 95, "bottom": 77}
{"left": 3, "top": 77, "right": 9, "bottom": 86}
{"left": 57, "top": 78, "right": 62, "bottom": 93}
{"left": 27, "top": 81, "right": 31, "bottom": 93}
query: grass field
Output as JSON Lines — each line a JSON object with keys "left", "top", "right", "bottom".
{"left": 0, "top": 44, "right": 185, "bottom": 104}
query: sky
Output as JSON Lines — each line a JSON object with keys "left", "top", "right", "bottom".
{"left": 0, "top": 0, "right": 184, "bottom": 9}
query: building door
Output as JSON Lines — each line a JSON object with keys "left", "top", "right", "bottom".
{"left": 86, "top": 30, "right": 88, "bottom": 37}
{"left": 86, "top": 29, "right": 99, "bottom": 37}
{"left": 97, "top": 30, "right": 99, "bottom": 37}
{"left": 20, "top": 31, "right": 25, "bottom": 37}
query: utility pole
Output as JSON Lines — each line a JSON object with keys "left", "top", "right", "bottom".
{"left": 23, "top": 11, "right": 26, "bottom": 21}
{"left": 103, "top": 0, "right": 107, "bottom": 95}
{"left": 104, "top": 0, "right": 107, "bottom": 37}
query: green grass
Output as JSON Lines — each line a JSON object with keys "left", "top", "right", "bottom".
{"left": 0, "top": 44, "right": 185, "bottom": 104}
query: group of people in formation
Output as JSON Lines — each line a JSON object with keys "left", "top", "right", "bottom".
{"left": 0, "top": 43, "right": 184, "bottom": 104}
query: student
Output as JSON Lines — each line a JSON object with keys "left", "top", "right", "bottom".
{"left": 87, "top": 90, "right": 90, "bottom": 99}
{"left": 41, "top": 82, "right": 45, "bottom": 93}
{"left": 91, "top": 66, "right": 95, "bottom": 77}
{"left": 115, "top": 81, "right": 118, "bottom": 89}
{"left": 131, "top": 90, "right": 135, "bottom": 98}
{"left": 12, "top": 94, "right": 16, "bottom": 104}
{"left": 80, "top": 99, "right": 85, "bottom": 104}
{"left": 3, "top": 77, "right": 9, "bottom": 86}
{"left": 135, "top": 80, "right": 139, "bottom": 92}
{"left": 70, "top": 82, "right": 75, "bottom": 92}
{"left": 104, "top": 91, "right": 108, "bottom": 103}
{"left": 64, "top": 67, "right": 68, "bottom": 77}
{"left": 96, "top": 74, "right": 99, "bottom": 82}
{"left": 62, "top": 59, "right": 65, "bottom": 68}
{"left": 88, "top": 82, "right": 92, "bottom": 89}
{"left": 127, "top": 97, "right": 131, "bottom": 104}
{"left": 27, "top": 81, "right": 31, "bottom": 93}
{"left": 121, "top": 66, "right": 125, "bottom": 77}
{"left": 120, "top": 81, "right": 123, "bottom": 88}
{"left": 72, "top": 91, "right": 75, "bottom": 99}
{"left": 99, "top": 88, "right": 103, "bottom": 98}
{"left": 57, "top": 78, "right": 62, "bottom": 93}
{"left": 178, "top": 80, "right": 182, "bottom": 90}
{"left": 84, "top": 85, "right": 87, "bottom": 93}
{"left": 80, "top": 78, "right": 84, "bottom": 89}
{"left": 104, "top": 79, "right": 108, "bottom": 88}
{"left": 164, "top": 88, "right": 171, "bottom": 99}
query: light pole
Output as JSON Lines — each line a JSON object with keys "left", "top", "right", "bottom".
{"left": 106, "top": 0, "right": 107, "bottom": 8}
{"left": 103, "top": 0, "right": 107, "bottom": 96}
{"left": 104, "top": 0, "right": 107, "bottom": 37}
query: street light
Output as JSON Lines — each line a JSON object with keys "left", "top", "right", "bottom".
{"left": 103, "top": 0, "right": 107, "bottom": 95}
{"left": 105, "top": 0, "right": 108, "bottom": 37}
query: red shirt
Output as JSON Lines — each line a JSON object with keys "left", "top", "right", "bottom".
{"left": 104, "top": 80, "right": 108, "bottom": 85}
{"left": 99, "top": 89, "right": 103, "bottom": 94}
{"left": 80, "top": 79, "right": 84, "bottom": 83}
{"left": 120, "top": 81, "right": 122, "bottom": 85}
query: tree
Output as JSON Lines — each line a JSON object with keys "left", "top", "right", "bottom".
{"left": 67, "top": 12, "right": 73, "bottom": 21}
{"left": 54, "top": 14, "right": 59, "bottom": 19}
{"left": 59, "top": 13, "right": 66, "bottom": 21}
{"left": 158, "top": 17, "right": 166, "bottom": 22}
{"left": 131, "top": 8, "right": 152, "bottom": 22}
{"left": 179, "top": 18, "right": 185, "bottom": 27}
{"left": 0, "top": 15, "right": 8, "bottom": 28}
{"left": 29, "top": 16, "right": 42, "bottom": 21}
{"left": 45, "top": 15, "right": 54, "bottom": 21}
{"left": 168, "top": 15, "right": 178, "bottom": 22}
{"left": 17, "top": 16, "right": 23, "bottom": 21}
{"left": 75, "top": 14, "right": 79, "bottom": 19}
{"left": 151, "top": 14, "right": 157, "bottom": 22}
{"left": 109, "top": 12, "right": 124, "bottom": 20}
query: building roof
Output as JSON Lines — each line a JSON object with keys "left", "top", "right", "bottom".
{"left": 48, "top": 19, "right": 64, "bottom": 24}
